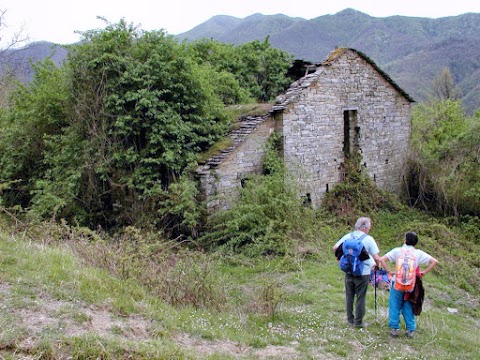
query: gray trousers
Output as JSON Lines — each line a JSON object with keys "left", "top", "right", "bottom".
{"left": 345, "top": 274, "right": 370, "bottom": 326}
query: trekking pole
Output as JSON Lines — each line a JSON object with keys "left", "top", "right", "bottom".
{"left": 374, "top": 268, "right": 377, "bottom": 318}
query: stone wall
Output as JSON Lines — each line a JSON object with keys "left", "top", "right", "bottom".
{"left": 277, "top": 49, "right": 411, "bottom": 207}
{"left": 196, "top": 48, "right": 412, "bottom": 212}
{"left": 196, "top": 115, "right": 276, "bottom": 212}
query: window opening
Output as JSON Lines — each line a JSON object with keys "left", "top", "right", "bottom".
{"left": 303, "top": 193, "right": 312, "bottom": 206}
{"left": 343, "top": 110, "right": 359, "bottom": 159}
{"left": 240, "top": 177, "right": 251, "bottom": 188}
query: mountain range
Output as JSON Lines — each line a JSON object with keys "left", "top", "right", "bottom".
{"left": 178, "top": 8, "right": 480, "bottom": 113}
{"left": 3, "top": 9, "right": 480, "bottom": 113}
{"left": 1, "top": 41, "right": 68, "bottom": 83}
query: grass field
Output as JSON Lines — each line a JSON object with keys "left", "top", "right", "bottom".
{"left": 0, "top": 210, "right": 478, "bottom": 359}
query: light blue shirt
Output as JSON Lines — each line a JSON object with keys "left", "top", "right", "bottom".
{"left": 335, "top": 230, "right": 380, "bottom": 275}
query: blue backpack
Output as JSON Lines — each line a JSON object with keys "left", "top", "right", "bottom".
{"left": 339, "top": 233, "right": 368, "bottom": 276}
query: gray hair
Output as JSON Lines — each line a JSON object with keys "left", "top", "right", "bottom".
{"left": 354, "top": 217, "right": 371, "bottom": 231}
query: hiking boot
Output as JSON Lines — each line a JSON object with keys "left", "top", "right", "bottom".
{"left": 406, "top": 330, "right": 415, "bottom": 338}
{"left": 390, "top": 329, "right": 399, "bottom": 337}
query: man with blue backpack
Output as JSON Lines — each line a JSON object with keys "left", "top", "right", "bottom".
{"left": 333, "top": 217, "right": 381, "bottom": 328}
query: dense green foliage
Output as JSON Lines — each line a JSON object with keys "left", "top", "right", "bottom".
{"left": 58, "top": 21, "right": 230, "bottom": 227}
{"left": 0, "top": 60, "right": 70, "bottom": 209}
{"left": 186, "top": 37, "right": 293, "bottom": 103}
{"left": 0, "top": 20, "right": 292, "bottom": 230}
{"left": 199, "top": 133, "right": 305, "bottom": 256}
{"left": 408, "top": 99, "right": 480, "bottom": 217}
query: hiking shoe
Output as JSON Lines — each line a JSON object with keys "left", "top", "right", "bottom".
{"left": 390, "top": 329, "right": 399, "bottom": 337}
{"left": 406, "top": 330, "right": 415, "bottom": 338}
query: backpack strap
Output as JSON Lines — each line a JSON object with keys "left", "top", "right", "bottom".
{"left": 351, "top": 232, "right": 370, "bottom": 262}
{"left": 350, "top": 232, "right": 367, "bottom": 242}
{"left": 357, "top": 233, "right": 368, "bottom": 242}
{"left": 342, "top": 232, "right": 367, "bottom": 249}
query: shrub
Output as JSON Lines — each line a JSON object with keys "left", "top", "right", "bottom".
{"left": 322, "top": 155, "right": 402, "bottom": 224}
{"left": 408, "top": 99, "right": 480, "bottom": 218}
{"left": 199, "top": 133, "right": 308, "bottom": 256}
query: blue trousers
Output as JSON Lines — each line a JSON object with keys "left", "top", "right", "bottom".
{"left": 389, "top": 281, "right": 416, "bottom": 331}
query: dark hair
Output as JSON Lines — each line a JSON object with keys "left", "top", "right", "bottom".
{"left": 405, "top": 231, "right": 418, "bottom": 246}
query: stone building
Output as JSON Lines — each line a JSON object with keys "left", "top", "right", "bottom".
{"left": 196, "top": 48, "right": 414, "bottom": 211}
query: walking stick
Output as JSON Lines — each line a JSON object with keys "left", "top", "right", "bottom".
{"left": 374, "top": 268, "right": 377, "bottom": 318}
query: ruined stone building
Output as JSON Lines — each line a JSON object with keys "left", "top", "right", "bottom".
{"left": 196, "top": 48, "right": 415, "bottom": 211}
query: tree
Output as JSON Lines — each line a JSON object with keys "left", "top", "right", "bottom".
{"left": 237, "top": 38, "right": 293, "bottom": 102}
{"left": 0, "top": 59, "right": 70, "bottom": 209}
{"left": 187, "top": 37, "right": 293, "bottom": 103}
{"left": 431, "top": 67, "right": 462, "bottom": 101}
{"left": 186, "top": 39, "right": 251, "bottom": 104}
{"left": 28, "top": 20, "right": 229, "bottom": 227}
{"left": 409, "top": 99, "right": 480, "bottom": 218}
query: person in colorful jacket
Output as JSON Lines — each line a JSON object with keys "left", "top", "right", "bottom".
{"left": 379, "top": 231, "right": 438, "bottom": 338}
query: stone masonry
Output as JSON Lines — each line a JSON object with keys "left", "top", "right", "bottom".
{"left": 196, "top": 114, "right": 276, "bottom": 211}
{"left": 196, "top": 48, "right": 414, "bottom": 211}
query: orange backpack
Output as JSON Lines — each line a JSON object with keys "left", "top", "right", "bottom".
{"left": 394, "top": 248, "right": 417, "bottom": 292}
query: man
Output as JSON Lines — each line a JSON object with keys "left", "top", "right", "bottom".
{"left": 379, "top": 231, "right": 438, "bottom": 338}
{"left": 333, "top": 217, "right": 381, "bottom": 327}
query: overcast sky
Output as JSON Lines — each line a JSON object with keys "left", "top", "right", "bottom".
{"left": 2, "top": 0, "right": 480, "bottom": 46}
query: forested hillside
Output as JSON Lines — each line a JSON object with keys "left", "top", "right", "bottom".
{"left": 3, "top": 9, "right": 480, "bottom": 112}
{"left": 178, "top": 9, "right": 480, "bottom": 113}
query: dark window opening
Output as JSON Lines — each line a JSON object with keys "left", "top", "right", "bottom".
{"left": 343, "top": 110, "right": 359, "bottom": 159}
{"left": 385, "top": 159, "right": 389, "bottom": 164}
{"left": 240, "top": 177, "right": 251, "bottom": 188}
{"left": 326, "top": 184, "right": 329, "bottom": 192}
{"left": 302, "top": 193, "right": 312, "bottom": 207}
